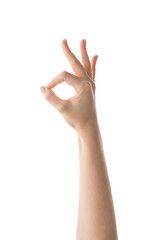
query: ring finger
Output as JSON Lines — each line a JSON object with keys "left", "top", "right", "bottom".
{"left": 80, "top": 39, "right": 93, "bottom": 80}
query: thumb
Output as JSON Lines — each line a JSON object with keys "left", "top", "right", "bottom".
{"left": 40, "top": 86, "right": 65, "bottom": 112}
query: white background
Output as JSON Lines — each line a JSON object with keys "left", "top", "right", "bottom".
{"left": 0, "top": 0, "right": 160, "bottom": 239}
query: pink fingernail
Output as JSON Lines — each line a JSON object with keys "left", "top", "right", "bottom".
{"left": 64, "top": 39, "right": 68, "bottom": 45}
{"left": 40, "top": 86, "right": 46, "bottom": 93}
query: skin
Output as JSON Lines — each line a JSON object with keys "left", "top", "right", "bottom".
{"left": 40, "top": 39, "right": 118, "bottom": 240}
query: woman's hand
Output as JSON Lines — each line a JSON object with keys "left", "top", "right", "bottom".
{"left": 40, "top": 39, "right": 98, "bottom": 135}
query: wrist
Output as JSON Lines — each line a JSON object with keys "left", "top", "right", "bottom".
{"left": 76, "top": 118, "right": 101, "bottom": 143}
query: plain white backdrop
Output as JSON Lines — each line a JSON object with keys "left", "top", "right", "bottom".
{"left": 0, "top": 0, "right": 160, "bottom": 239}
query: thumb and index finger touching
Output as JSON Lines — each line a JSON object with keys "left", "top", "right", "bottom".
{"left": 40, "top": 39, "right": 98, "bottom": 110}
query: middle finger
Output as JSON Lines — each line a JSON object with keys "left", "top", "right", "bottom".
{"left": 80, "top": 39, "right": 92, "bottom": 80}
{"left": 61, "top": 39, "right": 88, "bottom": 79}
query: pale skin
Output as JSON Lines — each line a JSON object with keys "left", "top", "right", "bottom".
{"left": 40, "top": 39, "right": 118, "bottom": 240}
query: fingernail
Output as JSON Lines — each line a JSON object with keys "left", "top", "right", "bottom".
{"left": 40, "top": 86, "right": 46, "bottom": 93}
{"left": 96, "top": 55, "right": 99, "bottom": 60}
{"left": 84, "top": 39, "right": 86, "bottom": 46}
{"left": 63, "top": 39, "right": 67, "bottom": 45}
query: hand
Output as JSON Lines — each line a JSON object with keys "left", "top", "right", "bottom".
{"left": 40, "top": 39, "right": 98, "bottom": 134}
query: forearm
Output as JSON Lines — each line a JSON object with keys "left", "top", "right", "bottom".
{"left": 76, "top": 122, "right": 118, "bottom": 240}
{"left": 41, "top": 38, "right": 118, "bottom": 239}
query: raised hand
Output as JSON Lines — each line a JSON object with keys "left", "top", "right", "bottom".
{"left": 40, "top": 40, "right": 118, "bottom": 240}
{"left": 40, "top": 39, "right": 98, "bottom": 134}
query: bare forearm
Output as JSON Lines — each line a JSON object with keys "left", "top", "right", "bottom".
{"left": 76, "top": 122, "right": 118, "bottom": 240}
{"left": 40, "top": 39, "right": 118, "bottom": 239}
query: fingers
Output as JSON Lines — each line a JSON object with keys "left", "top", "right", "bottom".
{"left": 46, "top": 71, "right": 83, "bottom": 93}
{"left": 61, "top": 39, "right": 87, "bottom": 79}
{"left": 40, "top": 86, "right": 66, "bottom": 112}
{"left": 80, "top": 39, "right": 92, "bottom": 79}
{"left": 91, "top": 55, "right": 98, "bottom": 82}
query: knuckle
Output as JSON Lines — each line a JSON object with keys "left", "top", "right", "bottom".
{"left": 61, "top": 70, "right": 68, "bottom": 78}
{"left": 44, "top": 90, "right": 52, "bottom": 101}
{"left": 84, "top": 80, "right": 92, "bottom": 87}
{"left": 82, "top": 80, "right": 96, "bottom": 93}
{"left": 82, "top": 81, "right": 92, "bottom": 91}
{"left": 84, "top": 80, "right": 92, "bottom": 88}
{"left": 58, "top": 101, "right": 69, "bottom": 113}
{"left": 86, "top": 81, "right": 92, "bottom": 88}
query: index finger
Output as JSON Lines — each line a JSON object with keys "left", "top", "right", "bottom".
{"left": 46, "top": 71, "right": 83, "bottom": 93}
{"left": 61, "top": 39, "right": 88, "bottom": 79}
